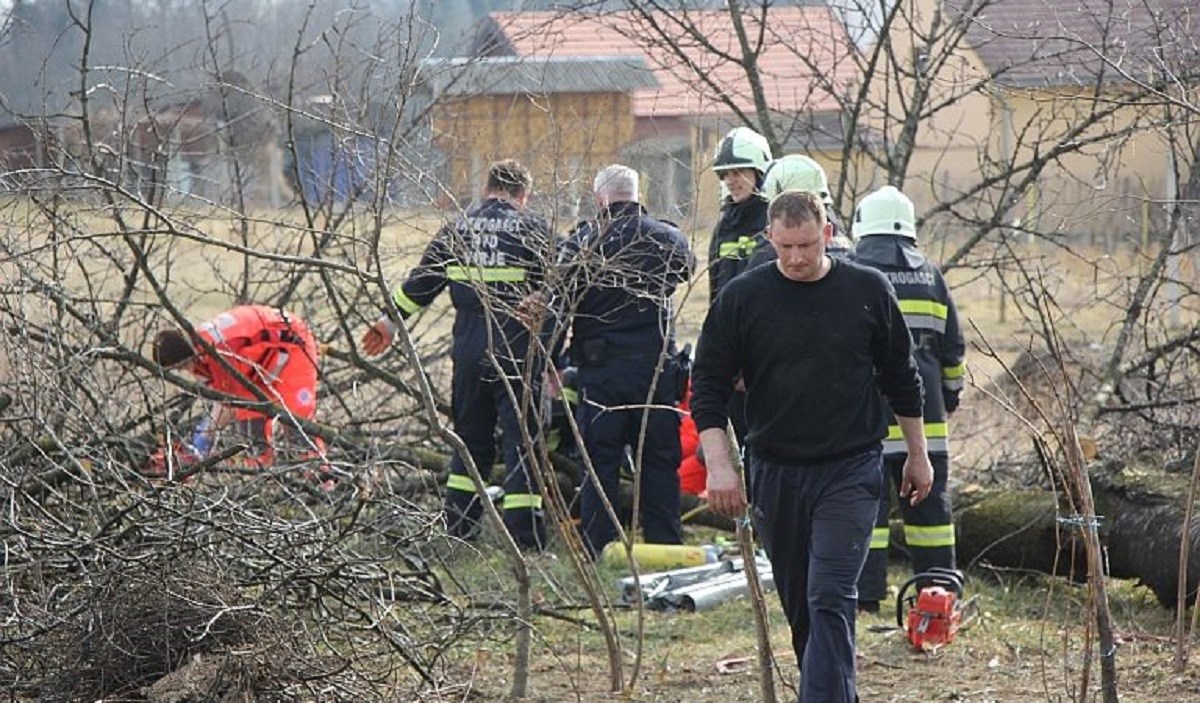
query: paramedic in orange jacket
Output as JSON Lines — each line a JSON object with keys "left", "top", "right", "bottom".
{"left": 676, "top": 380, "right": 706, "bottom": 496}
{"left": 151, "top": 305, "right": 325, "bottom": 470}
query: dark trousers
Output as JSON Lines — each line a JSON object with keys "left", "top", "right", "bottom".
{"left": 576, "top": 358, "right": 682, "bottom": 558}
{"left": 751, "top": 447, "right": 882, "bottom": 703}
{"left": 858, "top": 453, "right": 955, "bottom": 602}
{"left": 443, "top": 353, "right": 545, "bottom": 550}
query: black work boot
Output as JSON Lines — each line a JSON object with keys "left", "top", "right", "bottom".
{"left": 443, "top": 492, "right": 484, "bottom": 540}
{"left": 504, "top": 508, "right": 547, "bottom": 552}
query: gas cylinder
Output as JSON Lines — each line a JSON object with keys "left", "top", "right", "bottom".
{"left": 601, "top": 542, "right": 721, "bottom": 570}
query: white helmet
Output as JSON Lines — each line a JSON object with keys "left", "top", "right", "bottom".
{"left": 712, "top": 126, "right": 772, "bottom": 174}
{"left": 852, "top": 185, "right": 917, "bottom": 240}
{"left": 762, "top": 154, "right": 832, "bottom": 204}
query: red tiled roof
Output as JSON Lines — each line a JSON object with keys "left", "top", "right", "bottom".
{"left": 958, "top": 0, "right": 1197, "bottom": 87}
{"left": 486, "top": 8, "right": 857, "bottom": 118}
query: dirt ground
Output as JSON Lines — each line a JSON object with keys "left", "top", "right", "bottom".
{"left": 425, "top": 564, "right": 1200, "bottom": 702}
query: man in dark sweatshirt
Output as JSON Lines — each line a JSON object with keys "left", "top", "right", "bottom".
{"left": 690, "top": 190, "right": 931, "bottom": 703}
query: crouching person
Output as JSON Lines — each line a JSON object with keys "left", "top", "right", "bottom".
{"left": 149, "top": 304, "right": 328, "bottom": 485}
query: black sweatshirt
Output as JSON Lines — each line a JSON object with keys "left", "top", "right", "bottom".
{"left": 690, "top": 257, "right": 924, "bottom": 464}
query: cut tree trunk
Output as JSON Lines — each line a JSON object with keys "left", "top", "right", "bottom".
{"left": 386, "top": 446, "right": 1199, "bottom": 608}
{"left": 950, "top": 457, "right": 1200, "bottom": 608}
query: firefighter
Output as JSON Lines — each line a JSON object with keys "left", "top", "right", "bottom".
{"left": 851, "top": 185, "right": 966, "bottom": 613}
{"left": 708, "top": 126, "right": 772, "bottom": 303}
{"left": 560, "top": 164, "right": 696, "bottom": 558}
{"left": 709, "top": 127, "right": 772, "bottom": 456}
{"left": 360, "top": 159, "right": 554, "bottom": 551}
{"left": 150, "top": 304, "right": 326, "bottom": 477}
{"left": 759, "top": 153, "right": 855, "bottom": 260}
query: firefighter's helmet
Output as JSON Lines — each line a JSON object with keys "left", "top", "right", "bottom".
{"left": 852, "top": 185, "right": 917, "bottom": 240}
{"left": 712, "top": 127, "right": 772, "bottom": 174}
{"left": 763, "top": 154, "right": 833, "bottom": 204}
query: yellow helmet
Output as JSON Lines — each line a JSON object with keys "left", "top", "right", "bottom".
{"left": 763, "top": 154, "right": 832, "bottom": 204}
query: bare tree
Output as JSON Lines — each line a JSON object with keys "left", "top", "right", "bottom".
{"left": 3, "top": 0, "right": 1199, "bottom": 700}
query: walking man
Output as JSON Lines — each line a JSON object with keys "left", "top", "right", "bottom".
{"left": 691, "top": 190, "right": 931, "bottom": 702}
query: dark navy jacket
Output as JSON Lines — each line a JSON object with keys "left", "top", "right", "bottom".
{"left": 854, "top": 235, "right": 965, "bottom": 456}
{"left": 391, "top": 197, "right": 553, "bottom": 367}
{"left": 708, "top": 194, "right": 769, "bottom": 303}
{"left": 562, "top": 201, "right": 695, "bottom": 358}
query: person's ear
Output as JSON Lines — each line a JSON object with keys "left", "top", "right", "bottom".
{"left": 823, "top": 221, "right": 834, "bottom": 242}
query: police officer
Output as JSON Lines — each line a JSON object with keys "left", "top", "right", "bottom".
{"left": 851, "top": 185, "right": 966, "bottom": 613}
{"left": 361, "top": 159, "right": 553, "bottom": 551}
{"left": 759, "top": 154, "right": 854, "bottom": 260}
{"left": 561, "top": 164, "right": 696, "bottom": 558}
{"left": 708, "top": 126, "right": 772, "bottom": 302}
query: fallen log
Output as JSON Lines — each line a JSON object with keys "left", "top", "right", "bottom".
{"left": 944, "top": 455, "right": 1200, "bottom": 608}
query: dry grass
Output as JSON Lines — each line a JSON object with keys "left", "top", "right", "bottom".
{"left": 423, "top": 537, "right": 1200, "bottom": 702}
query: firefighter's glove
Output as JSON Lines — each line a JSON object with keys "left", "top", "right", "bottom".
{"left": 943, "top": 390, "right": 961, "bottom": 415}
{"left": 361, "top": 318, "right": 397, "bottom": 357}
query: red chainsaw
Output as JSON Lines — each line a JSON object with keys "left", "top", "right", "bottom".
{"left": 895, "top": 567, "right": 970, "bottom": 651}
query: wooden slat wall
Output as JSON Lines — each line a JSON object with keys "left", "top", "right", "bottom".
{"left": 432, "top": 92, "right": 634, "bottom": 207}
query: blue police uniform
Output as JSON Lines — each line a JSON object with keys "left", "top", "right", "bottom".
{"left": 562, "top": 201, "right": 696, "bottom": 558}
{"left": 853, "top": 234, "right": 966, "bottom": 604}
{"left": 391, "top": 197, "right": 553, "bottom": 550}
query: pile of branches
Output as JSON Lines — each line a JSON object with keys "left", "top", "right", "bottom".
{"left": 0, "top": 438, "right": 498, "bottom": 701}
{"left": 24, "top": 554, "right": 296, "bottom": 701}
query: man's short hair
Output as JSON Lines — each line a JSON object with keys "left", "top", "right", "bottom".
{"left": 768, "top": 190, "right": 827, "bottom": 231}
{"left": 153, "top": 328, "right": 196, "bottom": 368}
{"left": 593, "top": 164, "right": 639, "bottom": 202}
{"left": 486, "top": 159, "right": 532, "bottom": 197}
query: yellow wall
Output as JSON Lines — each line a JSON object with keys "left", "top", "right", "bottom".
{"left": 432, "top": 92, "right": 633, "bottom": 210}
{"left": 990, "top": 86, "right": 1178, "bottom": 239}
{"left": 859, "top": 0, "right": 1192, "bottom": 242}
{"left": 857, "top": 0, "right": 997, "bottom": 215}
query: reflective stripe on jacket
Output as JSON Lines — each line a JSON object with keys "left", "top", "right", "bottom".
{"left": 854, "top": 236, "right": 965, "bottom": 456}
{"left": 192, "top": 305, "right": 319, "bottom": 421}
{"left": 708, "top": 194, "right": 768, "bottom": 303}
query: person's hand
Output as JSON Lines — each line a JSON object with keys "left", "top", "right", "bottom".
{"left": 544, "top": 368, "right": 563, "bottom": 399}
{"left": 361, "top": 320, "right": 395, "bottom": 357}
{"left": 899, "top": 452, "right": 934, "bottom": 506}
{"left": 516, "top": 291, "right": 549, "bottom": 330}
{"left": 706, "top": 462, "right": 747, "bottom": 518}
